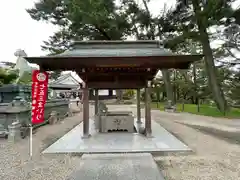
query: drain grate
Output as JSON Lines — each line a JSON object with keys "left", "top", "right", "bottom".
{"left": 107, "top": 126, "right": 137, "bottom": 133}
{"left": 108, "top": 129, "right": 128, "bottom": 132}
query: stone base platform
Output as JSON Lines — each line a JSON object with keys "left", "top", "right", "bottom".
{"left": 42, "top": 118, "right": 190, "bottom": 154}
{"left": 66, "top": 153, "right": 165, "bottom": 180}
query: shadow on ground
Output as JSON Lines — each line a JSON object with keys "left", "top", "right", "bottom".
{"left": 176, "top": 122, "right": 240, "bottom": 145}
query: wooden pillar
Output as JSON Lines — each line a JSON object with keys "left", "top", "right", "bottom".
{"left": 82, "top": 83, "right": 90, "bottom": 138}
{"left": 136, "top": 88, "right": 141, "bottom": 123}
{"left": 109, "top": 89, "right": 113, "bottom": 96}
{"left": 95, "top": 89, "right": 99, "bottom": 115}
{"left": 145, "top": 81, "right": 152, "bottom": 137}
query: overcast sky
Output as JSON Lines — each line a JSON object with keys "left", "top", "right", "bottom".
{"left": 0, "top": 0, "right": 176, "bottom": 63}
{"left": 0, "top": 0, "right": 57, "bottom": 63}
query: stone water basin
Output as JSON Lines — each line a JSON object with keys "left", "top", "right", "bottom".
{"left": 105, "top": 111, "right": 133, "bottom": 116}
{"left": 100, "top": 111, "right": 134, "bottom": 133}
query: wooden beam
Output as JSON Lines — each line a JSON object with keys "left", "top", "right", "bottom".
{"left": 136, "top": 88, "right": 141, "bottom": 124}
{"left": 94, "top": 89, "right": 99, "bottom": 115}
{"left": 82, "top": 83, "right": 90, "bottom": 138}
{"left": 78, "top": 72, "right": 157, "bottom": 77}
{"left": 88, "top": 81, "right": 145, "bottom": 89}
{"left": 29, "top": 56, "right": 199, "bottom": 71}
{"left": 76, "top": 67, "right": 158, "bottom": 75}
{"left": 145, "top": 81, "right": 152, "bottom": 137}
{"left": 86, "top": 76, "right": 153, "bottom": 82}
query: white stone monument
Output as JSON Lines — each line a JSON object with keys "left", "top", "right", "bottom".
{"left": 14, "top": 49, "right": 38, "bottom": 83}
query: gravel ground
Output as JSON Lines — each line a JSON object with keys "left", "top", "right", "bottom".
{"left": 108, "top": 105, "right": 240, "bottom": 179}
{"left": 1, "top": 104, "right": 240, "bottom": 180}
{"left": 151, "top": 110, "right": 240, "bottom": 180}
{"left": 0, "top": 112, "right": 84, "bottom": 180}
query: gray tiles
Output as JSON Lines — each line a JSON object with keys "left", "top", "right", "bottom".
{"left": 43, "top": 118, "right": 190, "bottom": 154}
{"left": 67, "top": 153, "right": 165, "bottom": 180}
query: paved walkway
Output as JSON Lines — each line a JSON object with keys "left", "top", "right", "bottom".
{"left": 47, "top": 104, "right": 240, "bottom": 180}
{"left": 150, "top": 110, "right": 240, "bottom": 132}
{"left": 44, "top": 104, "right": 192, "bottom": 180}
{"left": 43, "top": 117, "right": 190, "bottom": 154}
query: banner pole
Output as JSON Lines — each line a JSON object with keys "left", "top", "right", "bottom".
{"left": 30, "top": 70, "right": 49, "bottom": 158}
{"left": 29, "top": 124, "right": 33, "bottom": 157}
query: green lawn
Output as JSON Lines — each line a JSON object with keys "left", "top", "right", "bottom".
{"left": 151, "top": 103, "right": 240, "bottom": 119}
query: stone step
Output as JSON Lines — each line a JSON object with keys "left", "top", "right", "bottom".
{"left": 67, "top": 153, "right": 165, "bottom": 180}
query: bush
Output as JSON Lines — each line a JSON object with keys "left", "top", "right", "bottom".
{"left": 123, "top": 90, "right": 135, "bottom": 100}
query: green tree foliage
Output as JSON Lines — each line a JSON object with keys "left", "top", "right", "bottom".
{"left": 227, "top": 69, "right": 240, "bottom": 104}
{"left": 27, "top": 0, "right": 240, "bottom": 109}
{"left": 161, "top": 0, "right": 240, "bottom": 112}
{"left": 27, "top": 0, "right": 131, "bottom": 53}
{"left": 27, "top": 0, "right": 174, "bottom": 102}
{"left": 27, "top": 0, "right": 133, "bottom": 100}
{"left": 122, "top": 89, "right": 135, "bottom": 100}
{"left": 48, "top": 71, "right": 62, "bottom": 80}
{"left": 0, "top": 68, "right": 18, "bottom": 85}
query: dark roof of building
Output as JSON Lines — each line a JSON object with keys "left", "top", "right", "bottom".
{"left": 25, "top": 40, "right": 203, "bottom": 71}
{"left": 55, "top": 40, "right": 172, "bottom": 58}
{"left": 24, "top": 40, "right": 204, "bottom": 89}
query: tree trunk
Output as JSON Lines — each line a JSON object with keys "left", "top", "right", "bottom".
{"left": 162, "top": 70, "right": 174, "bottom": 104}
{"left": 192, "top": 0, "right": 228, "bottom": 112}
{"left": 161, "top": 92, "right": 166, "bottom": 101}
{"left": 191, "top": 96, "right": 194, "bottom": 104}
{"left": 193, "top": 62, "right": 197, "bottom": 105}
{"left": 173, "top": 70, "right": 177, "bottom": 103}
{"left": 201, "top": 35, "right": 227, "bottom": 111}
{"left": 176, "top": 88, "right": 180, "bottom": 101}
{"left": 116, "top": 89, "right": 123, "bottom": 103}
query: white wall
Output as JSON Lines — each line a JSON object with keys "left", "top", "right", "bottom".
{"left": 93, "top": 90, "right": 116, "bottom": 96}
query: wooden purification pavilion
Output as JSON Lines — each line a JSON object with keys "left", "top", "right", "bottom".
{"left": 25, "top": 40, "right": 203, "bottom": 138}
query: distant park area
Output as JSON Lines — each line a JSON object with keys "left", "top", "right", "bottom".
{"left": 152, "top": 103, "right": 240, "bottom": 119}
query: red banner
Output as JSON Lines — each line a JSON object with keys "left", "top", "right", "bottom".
{"left": 31, "top": 70, "right": 49, "bottom": 124}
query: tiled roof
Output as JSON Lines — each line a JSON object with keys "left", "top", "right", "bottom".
{"left": 56, "top": 48, "right": 172, "bottom": 58}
